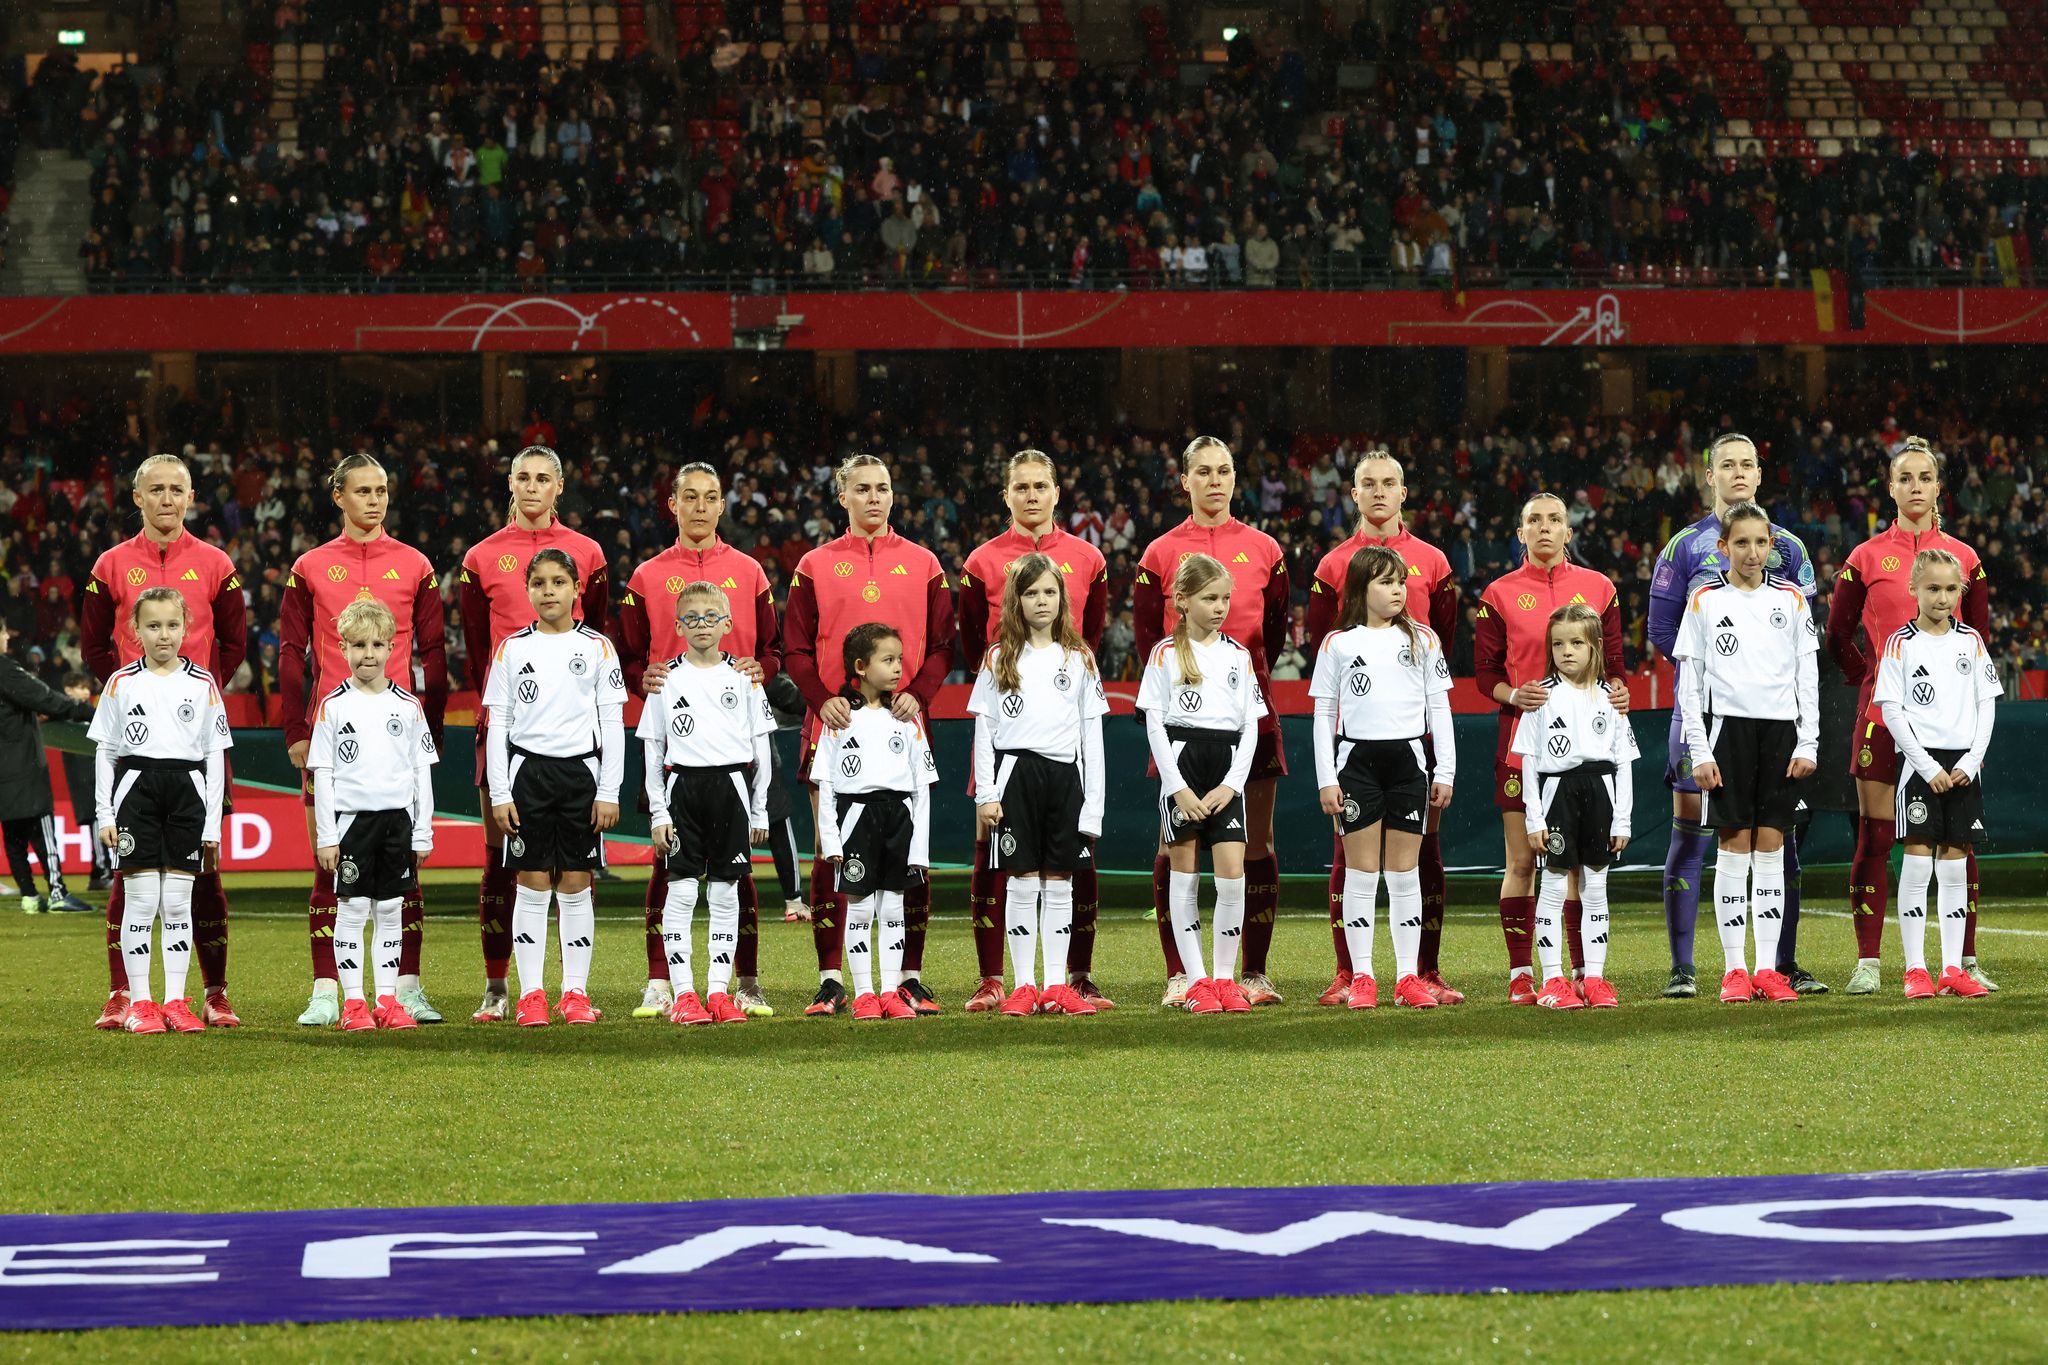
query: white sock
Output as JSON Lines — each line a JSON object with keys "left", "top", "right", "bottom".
{"left": 373, "top": 898, "right": 403, "bottom": 1000}
{"left": 1042, "top": 878, "right": 1074, "bottom": 986}
{"left": 556, "top": 887, "right": 595, "bottom": 994}
{"left": 1211, "top": 875, "right": 1246, "bottom": 981}
{"left": 877, "top": 891, "right": 906, "bottom": 993}
{"left": 662, "top": 877, "right": 700, "bottom": 995}
{"left": 1714, "top": 849, "right": 1753, "bottom": 973}
{"left": 398, "top": 974, "right": 421, "bottom": 996}
{"left": 1535, "top": 869, "right": 1569, "bottom": 981}
{"left": 122, "top": 871, "right": 162, "bottom": 1001}
{"left": 845, "top": 893, "right": 877, "bottom": 996}
{"left": 1935, "top": 858, "right": 1969, "bottom": 972}
{"left": 1386, "top": 867, "right": 1423, "bottom": 979}
{"left": 159, "top": 873, "right": 195, "bottom": 1002}
{"left": 1005, "top": 875, "right": 1043, "bottom": 989}
{"left": 1751, "top": 847, "right": 1786, "bottom": 973}
{"left": 1167, "top": 869, "right": 1206, "bottom": 980}
{"left": 1341, "top": 867, "right": 1379, "bottom": 981}
{"left": 706, "top": 879, "right": 740, "bottom": 996}
{"left": 1898, "top": 853, "right": 1933, "bottom": 973}
{"left": 1580, "top": 868, "right": 1611, "bottom": 979}
{"left": 512, "top": 883, "right": 552, "bottom": 995}
{"left": 335, "top": 896, "right": 372, "bottom": 1001}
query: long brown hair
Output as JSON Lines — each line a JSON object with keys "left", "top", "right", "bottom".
{"left": 1169, "top": 552, "right": 1231, "bottom": 686}
{"left": 1547, "top": 603, "right": 1606, "bottom": 687}
{"left": 991, "top": 552, "right": 1095, "bottom": 693}
{"left": 1336, "top": 544, "right": 1421, "bottom": 655}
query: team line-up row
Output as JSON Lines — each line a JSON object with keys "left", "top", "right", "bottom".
{"left": 50, "top": 436, "right": 2005, "bottom": 1035}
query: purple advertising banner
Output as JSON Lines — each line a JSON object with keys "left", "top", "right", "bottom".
{"left": 4, "top": 1167, "right": 2046, "bottom": 1331}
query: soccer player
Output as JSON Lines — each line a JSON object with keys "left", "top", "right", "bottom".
{"left": 1512, "top": 605, "right": 1638, "bottom": 1010}
{"left": 1674, "top": 503, "right": 1819, "bottom": 1005}
{"left": 283, "top": 453, "right": 449, "bottom": 1027}
{"left": 1309, "top": 546, "right": 1456, "bottom": 1011}
{"left": 968, "top": 552, "right": 1110, "bottom": 1018}
{"left": 307, "top": 600, "right": 438, "bottom": 1032}
{"left": 617, "top": 461, "right": 783, "bottom": 1021}
{"left": 1474, "top": 493, "right": 1628, "bottom": 1004}
{"left": 82, "top": 454, "right": 247, "bottom": 1031}
{"left": 0, "top": 619, "right": 94, "bottom": 913}
{"left": 958, "top": 449, "right": 1110, "bottom": 1011}
{"left": 458, "top": 446, "right": 610, "bottom": 1022}
{"left": 1873, "top": 548, "right": 1998, "bottom": 1000}
{"left": 1826, "top": 436, "right": 1995, "bottom": 994}
{"left": 1648, "top": 433, "right": 1820, "bottom": 999}
{"left": 783, "top": 454, "right": 956, "bottom": 1017}
{"left": 1138, "top": 553, "right": 1268, "bottom": 1016}
{"left": 89, "top": 589, "right": 232, "bottom": 1035}
{"left": 1305, "top": 450, "right": 1462, "bottom": 1006}
{"left": 483, "top": 549, "right": 626, "bottom": 1027}
{"left": 810, "top": 623, "right": 940, "bottom": 1022}
{"left": 1134, "top": 436, "right": 1288, "bottom": 1008}
{"left": 639, "top": 581, "right": 775, "bottom": 1026}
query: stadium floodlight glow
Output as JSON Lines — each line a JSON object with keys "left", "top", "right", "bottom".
{"left": 1221, "top": 26, "right": 1238, "bottom": 41}
{"left": 58, "top": 28, "right": 86, "bottom": 44}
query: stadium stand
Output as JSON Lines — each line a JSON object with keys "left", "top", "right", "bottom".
{"left": 35, "top": 2, "right": 2048, "bottom": 292}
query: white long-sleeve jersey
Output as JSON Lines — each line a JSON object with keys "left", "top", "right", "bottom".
{"left": 968, "top": 641, "right": 1110, "bottom": 839}
{"left": 88, "top": 658, "right": 232, "bottom": 844}
{"left": 808, "top": 705, "right": 938, "bottom": 868}
{"left": 482, "top": 623, "right": 627, "bottom": 805}
{"left": 307, "top": 680, "right": 438, "bottom": 851}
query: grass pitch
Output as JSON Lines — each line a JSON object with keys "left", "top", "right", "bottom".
{"left": 3, "top": 869, "right": 2046, "bottom": 1361}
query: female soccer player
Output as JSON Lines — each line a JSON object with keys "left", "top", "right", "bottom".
{"left": 1512, "top": 604, "right": 1638, "bottom": 1010}
{"left": 89, "top": 589, "right": 232, "bottom": 1035}
{"left": 959, "top": 449, "right": 1110, "bottom": 1011}
{"left": 1135, "top": 437, "right": 1287, "bottom": 1007}
{"left": 1474, "top": 493, "right": 1628, "bottom": 1004}
{"left": 617, "top": 461, "right": 782, "bottom": 1021}
{"left": 810, "top": 623, "right": 940, "bottom": 1023}
{"left": 1674, "top": 503, "right": 1818, "bottom": 1005}
{"left": 968, "top": 552, "right": 1109, "bottom": 1018}
{"left": 639, "top": 581, "right": 775, "bottom": 1027}
{"left": 283, "top": 453, "right": 449, "bottom": 1027}
{"left": 1305, "top": 450, "right": 1462, "bottom": 1006}
{"left": 1648, "top": 434, "right": 1818, "bottom": 998}
{"left": 1873, "top": 549, "right": 1999, "bottom": 1000}
{"left": 83, "top": 453, "right": 247, "bottom": 1031}
{"left": 784, "top": 454, "right": 956, "bottom": 1017}
{"left": 1309, "top": 546, "right": 1455, "bottom": 1011}
{"left": 458, "top": 446, "right": 610, "bottom": 1022}
{"left": 482, "top": 549, "right": 626, "bottom": 1027}
{"left": 1826, "top": 436, "right": 1995, "bottom": 994}
{"left": 306, "top": 600, "right": 438, "bottom": 1032}
{"left": 1138, "top": 554, "right": 1267, "bottom": 1016}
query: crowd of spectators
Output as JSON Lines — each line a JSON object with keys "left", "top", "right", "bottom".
{"left": 22, "top": 0, "right": 2048, "bottom": 294}
{"left": 3, "top": 366, "right": 2046, "bottom": 703}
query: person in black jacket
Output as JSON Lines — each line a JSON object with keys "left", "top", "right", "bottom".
{"left": 0, "top": 621, "right": 96, "bottom": 913}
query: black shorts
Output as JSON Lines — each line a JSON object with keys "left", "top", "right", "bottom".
{"left": 1334, "top": 736, "right": 1430, "bottom": 836}
{"left": 1159, "top": 726, "right": 1250, "bottom": 849}
{"left": 831, "top": 790, "right": 922, "bottom": 897}
{"left": 111, "top": 759, "right": 207, "bottom": 876}
{"left": 986, "top": 750, "right": 1086, "bottom": 875}
{"left": 504, "top": 750, "right": 605, "bottom": 873}
{"left": 657, "top": 764, "right": 754, "bottom": 881}
{"left": 336, "top": 808, "right": 417, "bottom": 901}
{"left": 1528, "top": 762, "right": 1621, "bottom": 871}
{"left": 1700, "top": 715, "right": 1804, "bottom": 834}
{"left": 1896, "top": 748, "right": 1987, "bottom": 848}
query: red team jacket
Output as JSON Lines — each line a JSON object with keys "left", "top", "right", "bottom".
{"left": 616, "top": 538, "right": 782, "bottom": 690}
{"left": 783, "top": 529, "right": 957, "bottom": 717}
{"left": 278, "top": 531, "right": 449, "bottom": 746}
{"left": 82, "top": 529, "right": 247, "bottom": 683}
{"left": 1132, "top": 516, "right": 1288, "bottom": 734}
{"left": 1474, "top": 558, "right": 1626, "bottom": 763}
{"left": 958, "top": 525, "right": 1109, "bottom": 664}
{"left": 1305, "top": 523, "right": 1458, "bottom": 648}
{"left": 1826, "top": 523, "right": 1990, "bottom": 699}
{"left": 457, "top": 519, "right": 611, "bottom": 697}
